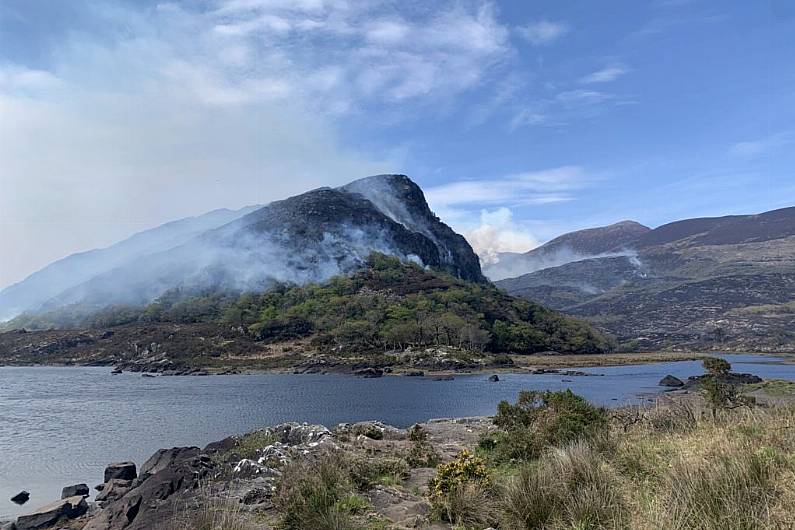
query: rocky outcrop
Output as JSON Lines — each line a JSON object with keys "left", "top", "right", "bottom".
{"left": 15, "top": 496, "right": 87, "bottom": 530}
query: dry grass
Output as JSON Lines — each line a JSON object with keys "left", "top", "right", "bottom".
{"left": 170, "top": 487, "right": 258, "bottom": 530}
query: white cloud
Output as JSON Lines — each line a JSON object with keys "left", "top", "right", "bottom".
{"left": 517, "top": 20, "right": 569, "bottom": 46}
{"left": 580, "top": 65, "right": 628, "bottom": 84}
{"left": 426, "top": 166, "right": 586, "bottom": 211}
{"left": 465, "top": 207, "right": 538, "bottom": 264}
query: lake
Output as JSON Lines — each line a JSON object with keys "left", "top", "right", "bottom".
{"left": 2, "top": 353, "right": 794, "bottom": 518}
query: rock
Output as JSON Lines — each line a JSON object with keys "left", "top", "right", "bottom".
{"left": 94, "top": 484, "right": 104, "bottom": 492}
{"left": 10, "top": 491, "right": 29, "bottom": 505}
{"left": 488, "top": 374, "right": 499, "bottom": 382}
{"left": 659, "top": 374, "right": 685, "bottom": 387}
{"left": 141, "top": 373, "right": 156, "bottom": 378}
{"left": 95, "top": 479, "right": 133, "bottom": 504}
{"left": 433, "top": 375, "right": 454, "bottom": 381}
{"left": 110, "top": 368, "right": 122, "bottom": 374}
{"left": 242, "top": 487, "right": 273, "bottom": 505}
{"left": 353, "top": 367, "right": 383, "bottom": 378}
{"left": 404, "top": 370, "right": 424, "bottom": 377}
{"left": 1, "top": 521, "right": 16, "bottom": 530}
{"left": 82, "top": 454, "right": 214, "bottom": 530}
{"left": 140, "top": 447, "right": 200, "bottom": 478}
{"left": 15, "top": 496, "right": 87, "bottom": 530}
{"left": 61, "top": 484, "right": 89, "bottom": 499}
{"left": 104, "top": 462, "right": 137, "bottom": 482}
{"left": 271, "top": 423, "right": 331, "bottom": 446}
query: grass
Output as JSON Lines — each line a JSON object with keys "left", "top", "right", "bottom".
{"left": 170, "top": 487, "right": 258, "bottom": 530}
{"left": 234, "top": 430, "right": 278, "bottom": 460}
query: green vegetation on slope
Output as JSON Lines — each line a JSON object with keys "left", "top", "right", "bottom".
{"left": 3, "top": 254, "right": 614, "bottom": 355}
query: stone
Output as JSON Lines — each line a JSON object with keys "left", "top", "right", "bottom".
{"left": 10, "top": 491, "right": 29, "bottom": 505}
{"left": 140, "top": 447, "right": 200, "bottom": 478}
{"left": 95, "top": 479, "right": 133, "bottom": 504}
{"left": 488, "top": 374, "right": 499, "bottom": 382}
{"left": 433, "top": 375, "right": 454, "bottom": 381}
{"left": 15, "top": 496, "right": 87, "bottom": 530}
{"left": 404, "top": 370, "right": 424, "bottom": 376}
{"left": 61, "top": 484, "right": 89, "bottom": 499}
{"left": 104, "top": 462, "right": 137, "bottom": 482}
{"left": 659, "top": 374, "right": 685, "bottom": 387}
{"left": 242, "top": 487, "right": 272, "bottom": 505}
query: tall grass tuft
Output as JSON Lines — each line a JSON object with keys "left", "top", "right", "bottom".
{"left": 500, "top": 441, "right": 626, "bottom": 530}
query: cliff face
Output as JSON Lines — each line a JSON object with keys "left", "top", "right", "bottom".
{"left": 3, "top": 175, "right": 485, "bottom": 318}
{"left": 496, "top": 207, "right": 795, "bottom": 352}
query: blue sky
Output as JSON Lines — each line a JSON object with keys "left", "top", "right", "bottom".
{"left": 1, "top": 0, "right": 793, "bottom": 287}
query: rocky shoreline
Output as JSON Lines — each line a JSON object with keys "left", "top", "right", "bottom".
{"left": 2, "top": 417, "right": 494, "bottom": 530}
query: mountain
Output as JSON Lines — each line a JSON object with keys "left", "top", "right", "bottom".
{"left": 0, "top": 206, "right": 259, "bottom": 320}
{"left": 496, "top": 207, "right": 795, "bottom": 352}
{"left": 3, "top": 175, "right": 485, "bottom": 322}
{"left": 483, "top": 220, "right": 650, "bottom": 281}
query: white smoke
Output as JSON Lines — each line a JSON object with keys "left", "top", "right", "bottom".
{"left": 465, "top": 208, "right": 538, "bottom": 265}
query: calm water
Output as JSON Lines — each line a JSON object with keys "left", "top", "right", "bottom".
{"left": 2, "top": 353, "right": 794, "bottom": 518}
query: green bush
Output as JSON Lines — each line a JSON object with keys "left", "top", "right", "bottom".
{"left": 483, "top": 390, "right": 608, "bottom": 462}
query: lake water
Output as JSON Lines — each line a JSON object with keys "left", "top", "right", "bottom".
{"left": 2, "top": 353, "right": 794, "bottom": 518}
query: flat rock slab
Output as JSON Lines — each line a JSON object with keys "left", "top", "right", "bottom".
{"left": 15, "top": 496, "right": 87, "bottom": 530}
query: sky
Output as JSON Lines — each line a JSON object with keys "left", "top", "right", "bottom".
{"left": 1, "top": 0, "right": 794, "bottom": 289}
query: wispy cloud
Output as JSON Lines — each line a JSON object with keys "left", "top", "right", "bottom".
{"left": 517, "top": 20, "right": 569, "bottom": 46}
{"left": 580, "top": 65, "right": 628, "bottom": 84}
{"left": 729, "top": 131, "right": 795, "bottom": 157}
{"left": 426, "top": 166, "right": 586, "bottom": 210}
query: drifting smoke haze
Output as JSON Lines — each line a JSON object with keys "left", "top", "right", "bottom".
{"left": 482, "top": 245, "right": 645, "bottom": 282}
{"left": 0, "top": 175, "right": 482, "bottom": 323}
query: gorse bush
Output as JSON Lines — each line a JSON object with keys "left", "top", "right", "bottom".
{"left": 428, "top": 450, "right": 494, "bottom": 527}
{"left": 481, "top": 390, "right": 608, "bottom": 462}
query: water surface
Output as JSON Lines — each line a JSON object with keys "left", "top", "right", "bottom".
{"left": 1, "top": 353, "right": 793, "bottom": 518}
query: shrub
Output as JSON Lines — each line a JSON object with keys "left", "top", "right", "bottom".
{"left": 406, "top": 424, "right": 441, "bottom": 468}
{"left": 484, "top": 390, "right": 608, "bottom": 462}
{"left": 428, "top": 450, "right": 490, "bottom": 501}
{"left": 703, "top": 357, "right": 731, "bottom": 376}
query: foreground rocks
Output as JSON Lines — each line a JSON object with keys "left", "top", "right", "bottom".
{"left": 14, "top": 496, "right": 87, "bottom": 530}
{"left": 659, "top": 374, "right": 685, "bottom": 387}
{"left": 60, "top": 484, "right": 89, "bottom": 499}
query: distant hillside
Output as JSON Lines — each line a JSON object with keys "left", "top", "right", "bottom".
{"left": 0, "top": 255, "right": 613, "bottom": 370}
{"left": 483, "top": 220, "right": 650, "bottom": 281}
{"left": 496, "top": 207, "right": 795, "bottom": 352}
{"left": 0, "top": 206, "right": 259, "bottom": 320}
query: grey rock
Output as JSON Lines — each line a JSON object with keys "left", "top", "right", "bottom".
{"left": 140, "top": 447, "right": 200, "bottom": 478}
{"left": 15, "top": 496, "right": 87, "bottom": 530}
{"left": 659, "top": 374, "right": 685, "bottom": 387}
{"left": 488, "top": 374, "right": 499, "bottom": 382}
{"left": 95, "top": 479, "right": 133, "bottom": 504}
{"left": 60, "top": 484, "right": 89, "bottom": 499}
{"left": 103, "top": 462, "right": 137, "bottom": 482}
{"left": 10, "top": 491, "right": 29, "bottom": 505}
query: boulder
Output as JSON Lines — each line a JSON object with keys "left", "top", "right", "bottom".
{"left": 404, "top": 370, "right": 424, "bottom": 377}
{"left": 104, "top": 462, "right": 137, "bottom": 482}
{"left": 271, "top": 423, "right": 331, "bottom": 446}
{"left": 488, "top": 374, "right": 499, "bottom": 382}
{"left": 659, "top": 375, "right": 685, "bottom": 387}
{"left": 140, "top": 447, "right": 200, "bottom": 478}
{"left": 61, "top": 483, "right": 89, "bottom": 499}
{"left": 82, "top": 454, "right": 214, "bottom": 530}
{"left": 95, "top": 479, "right": 133, "bottom": 504}
{"left": 15, "top": 496, "right": 87, "bottom": 530}
{"left": 433, "top": 375, "right": 454, "bottom": 381}
{"left": 10, "top": 491, "right": 29, "bottom": 505}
